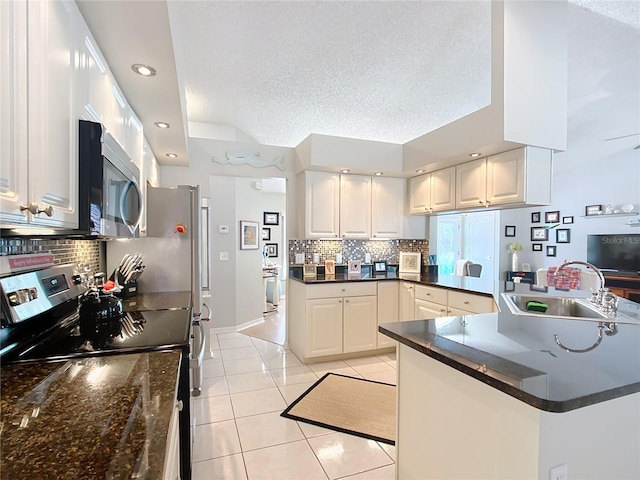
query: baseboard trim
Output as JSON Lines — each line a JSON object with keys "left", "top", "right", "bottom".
{"left": 211, "top": 317, "right": 265, "bottom": 335}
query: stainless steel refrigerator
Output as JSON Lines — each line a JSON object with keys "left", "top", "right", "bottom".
{"left": 106, "top": 185, "right": 210, "bottom": 396}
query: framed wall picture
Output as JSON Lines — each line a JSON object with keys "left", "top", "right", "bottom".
{"left": 265, "top": 243, "right": 278, "bottom": 257}
{"left": 261, "top": 227, "right": 271, "bottom": 241}
{"left": 263, "top": 211, "right": 279, "bottom": 225}
{"left": 532, "top": 243, "right": 543, "bottom": 252}
{"left": 505, "top": 225, "right": 516, "bottom": 237}
{"left": 324, "top": 259, "right": 335, "bottom": 275}
{"left": 562, "top": 216, "right": 574, "bottom": 224}
{"left": 545, "top": 211, "right": 560, "bottom": 223}
{"left": 531, "top": 227, "right": 549, "bottom": 241}
{"left": 399, "top": 252, "right": 421, "bottom": 274}
{"left": 556, "top": 229, "right": 571, "bottom": 243}
{"left": 585, "top": 205, "right": 602, "bottom": 216}
{"left": 240, "top": 221, "right": 259, "bottom": 249}
{"left": 303, "top": 264, "right": 317, "bottom": 278}
{"left": 546, "top": 245, "right": 557, "bottom": 257}
{"left": 531, "top": 212, "right": 541, "bottom": 223}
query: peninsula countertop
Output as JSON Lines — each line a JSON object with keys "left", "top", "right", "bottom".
{"left": 0, "top": 350, "right": 181, "bottom": 479}
{"left": 380, "top": 287, "right": 640, "bottom": 412}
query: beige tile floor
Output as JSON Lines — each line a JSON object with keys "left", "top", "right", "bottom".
{"left": 192, "top": 332, "right": 397, "bottom": 480}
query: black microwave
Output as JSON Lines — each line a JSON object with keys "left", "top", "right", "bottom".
{"left": 78, "top": 120, "right": 143, "bottom": 238}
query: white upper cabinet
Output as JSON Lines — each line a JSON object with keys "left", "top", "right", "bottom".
{"left": 408, "top": 174, "right": 431, "bottom": 214}
{"left": 340, "top": 175, "right": 371, "bottom": 238}
{"left": 456, "top": 159, "right": 488, "bottom": 209}
{"left": 372, "top": 177, "right": 404, "bottom": 238}
{"left": 300, "top": 171, "right": 341, "bottom": 239}
{"left": 1, "top": 0, "right": 79, "bottom": 228}
{"left": 76, "top": 26, "right": 108, "bottom": 123}
{"left": 430, "top": 166, "right": 456, "bottom": 212}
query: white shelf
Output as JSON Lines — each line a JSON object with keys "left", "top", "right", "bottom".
{"left": 581, "top": 212, "right": 638, "bottom": 219}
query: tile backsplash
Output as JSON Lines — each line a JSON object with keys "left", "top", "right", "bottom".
{"left": 0, "top": 239, "right": 102, "bottom": 274}
{"left": 289, "top": 238, "right": 429, "bottom": 266}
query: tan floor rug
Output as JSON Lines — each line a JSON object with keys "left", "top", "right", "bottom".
{"left": 281, "top": 373, "right": 396, "bottom": 445}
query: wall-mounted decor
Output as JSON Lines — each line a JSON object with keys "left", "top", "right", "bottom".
{"left": 505, "top": 225, "right": 516, "bottom": 237}
{"left": 556, "top": 229, "right": 571, "bottom": 243}
{"left": 265, "top": 243, "right": 279, "bottom": 257}
{"left": 532, "top": 243, "right": 543, "bottom": 252}
{"left": 531, "top": 212, "right": 541, "bottom": 223}
{"left": 240, "top": 220, "right": 259, "bottom": 249}
{"left": 562, "top": 216, "right": 574, "bottom": 224}
{"left": 546, "top": 245, "right": 557, "bottom": 257}
{"left": 263, "top": 211, "right": 279, "bottom": 225}
{"left": 531, "top": 227, "right": 549, "bottom": 241}
{"left": 399, "top": 252, "right": 421, "bottom": 274}
{"left": 585, "top": 204, "right": 602, "bottom": 216}
{"left": 261, "top": 227, "right": 271, "bottom": 241}
{"left": 545, "top": 211, "right": 560, "bottom": 223}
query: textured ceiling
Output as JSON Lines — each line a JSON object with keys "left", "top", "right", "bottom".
{"left": 170, "top": 0, "right": 492, "bottom": 147}
{"left": 76, "top": 1, "right": 639, "bottom": 166}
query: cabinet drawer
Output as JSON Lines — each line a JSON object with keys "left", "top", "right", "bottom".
{"left": 448, "top": 291, "right": 496, "bottom": 314}
{"left": 305, "top": 282, "right": 377, "bottom": 299}
{"left": 414, "top": 285, "right": 447, "bottom": 305}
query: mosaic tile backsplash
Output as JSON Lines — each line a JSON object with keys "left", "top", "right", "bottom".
{"left": 289, "top": 239, "right": 429, "bottom": 266}
{"left": 0, "top": 239, "right": 102, "bottom": 275}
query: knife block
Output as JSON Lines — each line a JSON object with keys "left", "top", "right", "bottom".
{"left": 116, "top": 280, "right": 138, "bottom": 298}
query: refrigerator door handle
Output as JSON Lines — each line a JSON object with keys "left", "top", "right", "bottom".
{"left": 190, "top": 320, "right": 206, "bottom": 396}
{"left": 201, "top": 302, "right": 211, "bottom": 321}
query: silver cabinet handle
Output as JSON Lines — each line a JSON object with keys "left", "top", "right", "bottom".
{"left": 20, "top": 202, "right": 54, "bottom": 216}
{"left": 464, "top": 301, "right": 470, "bottom": 305}
{"left": 176, "top": 400, "right": 183, "bottom": 411}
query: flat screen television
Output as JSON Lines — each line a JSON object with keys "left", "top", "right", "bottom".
{"left": 587, "top": 234, "right": 640, "bottom": 274}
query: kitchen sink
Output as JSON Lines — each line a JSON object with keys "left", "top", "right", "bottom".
{"left": 501, "top": 294, "right": 609, "bottom": 320}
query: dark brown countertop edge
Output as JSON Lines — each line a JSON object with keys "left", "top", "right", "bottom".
{"left": 379, "top": 324, "right": 640, "bottom": 413}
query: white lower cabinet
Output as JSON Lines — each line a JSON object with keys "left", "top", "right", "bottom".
{"left": 305, "top": 298, "right": 344, "bottom": 357}
{"left": 162, "top": 399, "right": 181, "bottom": 480}
{"left": 415, "top": 298, "right": 448, "bottom": 319}
{"left": 399, "top": 282, "right": 416, "bottom": 321}
{"left": 343, "top": 295, "right": 377, "bottom": 353}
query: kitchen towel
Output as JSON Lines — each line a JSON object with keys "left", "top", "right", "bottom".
{"left": 547, "top": 266, "right": 582, "bottom": 290}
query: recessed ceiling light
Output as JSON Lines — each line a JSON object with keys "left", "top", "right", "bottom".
{"left": 131, "top": 64, "right": 156, "bottom": 76}
{"left": 374, "top": 172, "right": 383, "bottom": 176}
{"left": 416, "top": 169, "right": 425, "bottom": 174}
{"left": 166, "top": 153, "right": 178, "bottom": 158}
{"left": 340, "top": 168, "right": 350, "bottom": 174}
{"left": 469, "top": 152, "right": 481, "bottom": 158}
{"left": 154, "top": 122, "right": 171, "bottom": 129}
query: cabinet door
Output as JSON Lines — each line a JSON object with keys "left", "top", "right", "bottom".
{"left": 340, "top": 175, "right": 371, "bottom": 238}
{"left": 343, "top": 295, "right": 377, "bottom": 353}
{"left": 399, "top": 282, "right": 416, "bottom": 321}
{"left": 304, "top": 171, "right": 340, "bottom": 238}
{"left": 377, "top": 281, "right": 399, "bottom": 348}
{"left": 28, "top": 0, "right": 79, "bottom": 227}
{"left": 372, "top": 177, "right": 404, "bottom": 238}
{"left": 162, "top": 400, "right": 181, "bottom": 480}
{"left": 408, "top": 174, "right": 431, "bottom": 214}
{"left": 486, "top": 149, "right": 525, "bottom": 205}
{"left": 76, "top": 26, "right": 108, "bottom": 123}
{"left": 415, "top": 298, "right": 448, "bottom": 319}
{"left": 430, "top": 167, "right": 456, "bottom": 212}
{"left": 0, "top": 0, "right": 29, "bottom": 224}
{"left": 456, "top": 159, "right": 487, "bottom": 208}
{"left": 306, "top": 298, "right": 343, "bottom": 357}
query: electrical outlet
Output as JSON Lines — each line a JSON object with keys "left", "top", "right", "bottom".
{"left": 295, "top": 253, "right": 305, "bottom": 264}
{"left": 220, "top": 252, "right": 229, "bottom": 261}
{"left": 313, "top": 253, "right": 320, "bottom": 264}
{"left": 549, "top": 464, "right": 568, "bottom": 480}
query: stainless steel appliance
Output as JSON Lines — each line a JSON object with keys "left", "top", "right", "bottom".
{"left": 0, "top": 264, "right": 193, "bottom": 479}
{"left": 78, "top": 120, "right": 143, "bottom": 238}
{"left": 106, "top": 185, "right": 210, "bottom": 396}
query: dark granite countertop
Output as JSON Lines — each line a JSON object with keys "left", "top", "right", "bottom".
{"left": 380, "top": 289, "right": 640, "bottom": 413}
{"left": 1, "top": 350, "right": 181, "bottom": 479}
{"left": 289, "top": 269, "right": 495, "bottom": 298}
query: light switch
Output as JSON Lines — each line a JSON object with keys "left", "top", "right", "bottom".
{"left": 218, "top": 225, "right": 229, "bottom": 234}
{"left": 295, "top": 253, "right": 305, "bottom": 264}
{"left": 220, "top": 252, "right": 229, "bottom": 261}
{"left": 313, "top": 253, "right": 320, "bottom": 264}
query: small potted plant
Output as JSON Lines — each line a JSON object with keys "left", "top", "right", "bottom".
{"left": 508, "top": 242, "right": 523, "bottom": 271}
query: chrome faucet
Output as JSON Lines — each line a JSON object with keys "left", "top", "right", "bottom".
{"left": 554, "top": 260, "right": 617, "bottom": 314}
